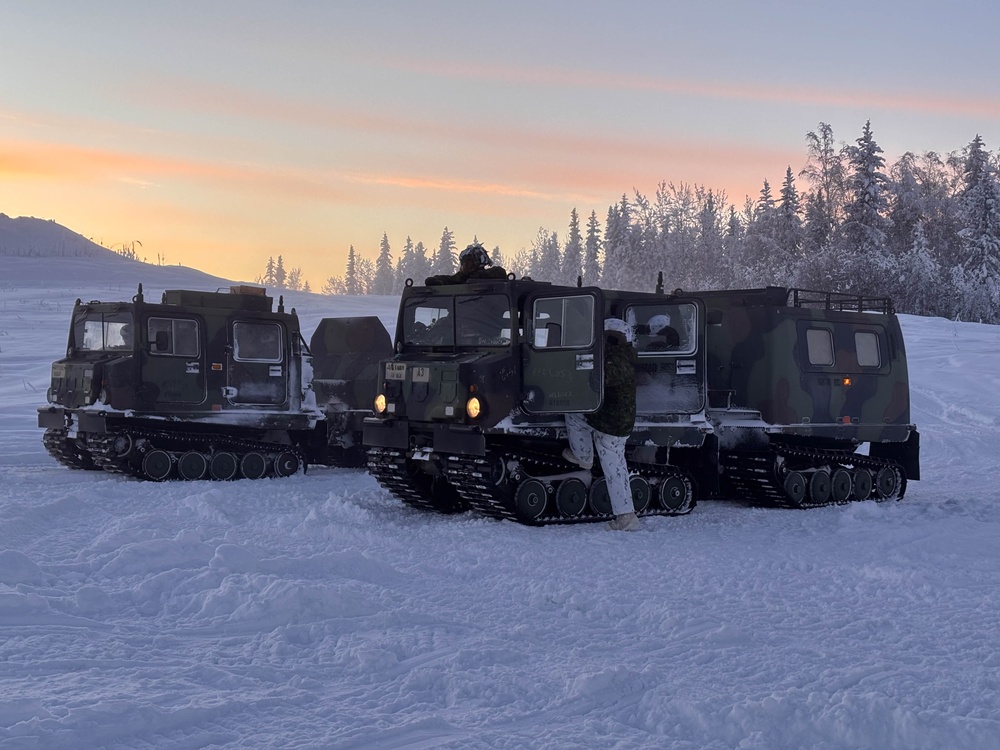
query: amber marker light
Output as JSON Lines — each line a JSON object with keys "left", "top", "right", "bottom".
{"left": 843, "top": 377, "right": 852, "bottom": 386}
{"left": 374, "top": 394, "right": 387, "bottom": 413}
{"left": 466, "top": 396, "right": 482, "bottom": 419}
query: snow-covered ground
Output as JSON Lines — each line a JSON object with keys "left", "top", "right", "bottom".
{"left": 2, "top": 255, "right": 999, "bottom": 749}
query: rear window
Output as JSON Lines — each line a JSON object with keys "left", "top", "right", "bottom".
{"left": 855, "top": 331, "right": 881, "bottom": 367}
{"left": 806, "top": 328, "right": 834, "bottom": 366}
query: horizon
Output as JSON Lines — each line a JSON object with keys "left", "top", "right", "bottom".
{"left": 2, "top": 2, "right": 999, "bottom": 288}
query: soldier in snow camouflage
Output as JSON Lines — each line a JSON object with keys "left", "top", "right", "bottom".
{"left": 564, "top": 318, "right": 640, "bottom": 531}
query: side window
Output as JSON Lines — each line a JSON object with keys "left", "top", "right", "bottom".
{"left": 806, "top": 328, "right": 835, "bottom": 366}
{"left": 233, "top": 322, "right": 283, "bottom": 362}
{"left": 531, "top": 296, "right": 594, "bottom": 348}
{"left": 855, "top": 331, "right": 881, "bottom": 367}
{"left": 627, "top": 303, "right": 697, "bottom": 356}
{"left": 148, "top": 318, "right": 199, "bottom": 357}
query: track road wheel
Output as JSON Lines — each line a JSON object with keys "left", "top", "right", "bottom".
{"left": 629, "top": 476, "right": 651, "bottom": 513}
{"left": 853, "top": 468, "right": 873, "bottom": 500}
{"left": 659, "top": 476, "right": 689, "bottom": 513}
{"left": 831, "top": 468, "right": 853, "bottom": 503}
{"left": 589, "top": 477, "right": 612, "bottom": 516}
{"left": 809, "top": 469, "right": 832, "bottom": 505}
{"left": 143, "top": 450, "right": 173, "bottom": 481}
{"left": 210, "top": 452, "right": 239, "bottom": 481}
{"left": 555, "top": 478, "right": 587, "bottom": 518}
{"left": 177, "top": 451, "right": 207, "bottom": 481}
{"left": 784, "top": 471, "right": 807, "bottom": 507}
{"left": 514, "top": 479, "right": 548, "bottom": 521}
{"left": 241, "top": 452, "right": 269, "bottom": 479}
{"left": 274, "top": 451, "right": 300, "bottom": 477}
{"left": 875, "top": 466, "right": 900, "bottom": 500}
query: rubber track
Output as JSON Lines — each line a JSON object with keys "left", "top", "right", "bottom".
{"left": 42, "top": 428, "right": 100, "bottom": 471}
{"left": 82, "top": 426, "right": 306, "bottom": 481}
{"left": 367, "top": 447, "right": 469, "bottom": 514}
{"left": 442, "top": 449, "right": 697, "bottom": 526}
{"left": 722, "top": 444, "right": 907, "bottom": 508}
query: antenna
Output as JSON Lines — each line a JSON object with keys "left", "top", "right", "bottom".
{"left": 655, "top": 272, "right": 663, "bottom": 295}
{"left": 278, "top": 295, "right": 285, "bottom": 313}
{"left": 134, "top": 283, "right": 144, "bottom": 303}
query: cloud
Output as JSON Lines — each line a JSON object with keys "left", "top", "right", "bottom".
{"left": 392, "top": 58, "right": 1000, "bottom": 121}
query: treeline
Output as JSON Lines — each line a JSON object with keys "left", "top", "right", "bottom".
{"left": 319, "top": 121, "right": 1000, "bottom": 323}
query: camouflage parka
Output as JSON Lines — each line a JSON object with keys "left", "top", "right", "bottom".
{"left": 586, "top": 336, "right": 637, "bottom": 437}
{"left": 425, "top": 266, "right": 508, "bottom": 286}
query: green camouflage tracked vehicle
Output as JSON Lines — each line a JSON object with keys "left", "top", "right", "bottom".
{"left": 363, "top": 277, "right": 920, "bottom": 525}
{"left": 38, "top": 285, "right": 390, "bottom": 480}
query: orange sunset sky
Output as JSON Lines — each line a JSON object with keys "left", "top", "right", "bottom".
{"left": 2, "top": 1, "right": 999, "bottom": 287}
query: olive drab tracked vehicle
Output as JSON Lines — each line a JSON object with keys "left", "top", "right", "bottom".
{"left": 363, "top": 277, "right": 920, "bottom": 526}
{"left": 38, "top": 285, "right": 391, "bottom": 480}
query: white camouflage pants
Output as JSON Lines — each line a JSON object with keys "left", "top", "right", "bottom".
{"left": 564, "top": 413, "right": 635, "bottom": 516}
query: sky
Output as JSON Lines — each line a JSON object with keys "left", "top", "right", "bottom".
{"left": 3, "top": 0, "right": 1000, "bottom": 287}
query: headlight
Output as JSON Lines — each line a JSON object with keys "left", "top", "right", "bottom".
{"left": 466, "top": 396, "right": 482, "bottom": 419}
{"left": 374, "top": 394, "right": 387, "bottom": 414}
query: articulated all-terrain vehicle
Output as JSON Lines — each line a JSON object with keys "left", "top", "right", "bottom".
{"left": 364, "top": 277, "right": 920, "bottom": 525}
{"left": 38, "top": 285, "right": 391, "bottom": 480}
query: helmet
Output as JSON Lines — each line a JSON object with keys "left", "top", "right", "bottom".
{"left": 459, "top": 243, "right": 492, "bottom": 268}
{"left": 604, "top": 317, "right": 633, "bottom": 343}
{"left": 646, "top": 313, "right": 671, "bottom": 335}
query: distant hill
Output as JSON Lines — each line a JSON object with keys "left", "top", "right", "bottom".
{"left": 0, "top": 213, "right": 240, "bottom": 289}
{"left": 0, "top": 213, "right": 119, "bottom": 259}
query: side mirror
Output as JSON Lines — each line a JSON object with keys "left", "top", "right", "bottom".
{"left": 155, "top": 331, "right": 169, "bottom": 352}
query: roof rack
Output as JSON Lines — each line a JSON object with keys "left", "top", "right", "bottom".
{"left": 790, "top": 288, "right": 894, "bottom": 315}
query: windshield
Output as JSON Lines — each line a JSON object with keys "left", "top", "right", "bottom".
{"left": 403, "top": 294, "right": 512, "bottom": 347}
{"left": 74, "top": 313, "right": 134, "bottom": 352}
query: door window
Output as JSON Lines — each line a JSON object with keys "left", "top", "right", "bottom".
{"left": 234, "top": 322, "right": 283, "bottom": 362}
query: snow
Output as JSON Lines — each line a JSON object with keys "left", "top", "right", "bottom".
{"left": 2, "top": 254, "right": 1000, "bottom": 749}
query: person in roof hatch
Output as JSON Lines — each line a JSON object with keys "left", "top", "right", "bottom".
{"left": 425, "top": 242, "right": 508, "bottom": 286}
{"left": 563, "top": 317, "right": 640, "bottom": 531}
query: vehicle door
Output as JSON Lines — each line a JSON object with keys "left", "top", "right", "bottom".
{"left": 142, "top": 316, "right": 207, "bottom": 405}
{"left": 228, "top": 319, "right": 287, "bottom": 406}
{"left": 521, "top": 288, "right": 604, "bottom": 413}
{"left": 626, "top": 297, "right": 707, "bottom": 415}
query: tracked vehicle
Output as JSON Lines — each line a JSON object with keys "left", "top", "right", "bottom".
{"left": 364, "top": 277, "right": 920, "bottom": 525}
{"left": 38, "top": 285, "right": 390, "bottom": 480}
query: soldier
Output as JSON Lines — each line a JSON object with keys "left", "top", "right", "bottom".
{"left": 425, "top": 243, "right": 507, "bottom": 286}
{"left": 563, "top": 317, "right": 640, "bottom": 531}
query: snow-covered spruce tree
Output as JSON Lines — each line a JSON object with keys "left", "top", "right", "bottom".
{"left": 372, "top": 232, "right": 394, "bottom": 295}
{"left": 582, "top": 210, "right": 602, "bottom": 285}
{"left": 263, "top": 256, "right": 276, "bottom": 286}
{"left": 274, "top": 255, "right": 287, "bottom": 288}
{"left": 838, "top": 120, "right": 892, "bottom": 295}
{"left": 531, "top": 228, "right": 560, "bottom": 281}
{"left": 395, "top": 236, "right": 416, "bottom": 290}
{"left": 432, "top": 227, "right": 457, "bottom": 275}
{"left": 561, "top": 208, "right": 584, "bottom": 285}
{"left": 694, "top": 188, "right": 727, "bottom": 289}
{"left": 601, "top": 195, "right": 635, "bottom": 289}
{"left": 344, "top": 246, "right": 361, "bottom": 295}
{"left": 954, "top": 134, "right": 1000, "bottom": 322}
{"left": 774, "top": 166, "right": 804, "bottom": 282}
{"left": 489, "top": 245, "right": 505, "bottom": 271}
{"left": 740, "top": 179, "right": 781, "bottom": 287}
{"left": 895, "top": 220, "right": 942, "bottom": 316}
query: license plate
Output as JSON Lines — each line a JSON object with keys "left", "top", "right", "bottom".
{"left": 385, "top": 362, "right": 406, "bottom": 381}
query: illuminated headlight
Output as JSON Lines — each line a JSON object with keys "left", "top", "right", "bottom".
{"left": 374, "top": 394, "right": 387, "bottom": 414}
{"left": 466, "top": 396, "right": 482, "bottom": 419}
